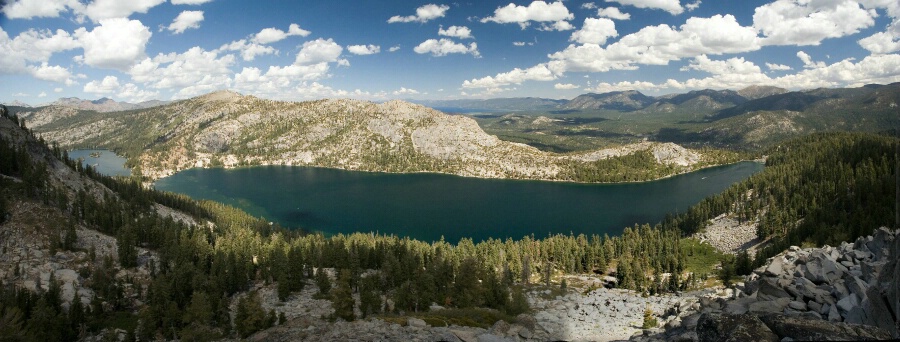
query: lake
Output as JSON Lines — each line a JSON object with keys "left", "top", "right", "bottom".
{"left": 68, "top": 149, "right": 131, "bottom": 177}
{"left": 154, "top": 162, "right": 763, "bottom": 243}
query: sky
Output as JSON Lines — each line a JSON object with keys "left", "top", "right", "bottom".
{"left": 1, "top": 0, "right": 900, "bottom": 105}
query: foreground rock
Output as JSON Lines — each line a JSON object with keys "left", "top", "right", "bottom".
{"left": 641, "top": 227, "right": 899, "bottom": 341}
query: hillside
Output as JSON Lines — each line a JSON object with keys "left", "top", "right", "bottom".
{"left": 15, "top": 91, "right": 727, "bottom": 182}
{"left": 2, "top": 105, "right": 897, "bottom": 341}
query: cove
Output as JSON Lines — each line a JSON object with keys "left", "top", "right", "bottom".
{"left": 154, "top": 162, "right": 763, "bottom": 243}
{"left": 68, "top": 149, "right": 131, "bottom": 177}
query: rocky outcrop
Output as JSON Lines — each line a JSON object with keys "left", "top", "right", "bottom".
{"left": 643, "top": 227, "right": 899, "bottom": 341}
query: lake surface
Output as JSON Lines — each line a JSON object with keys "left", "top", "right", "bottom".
{"left": 154, "top": 162, "right": 763, "bottom": 243}
{"left": 68, "top": 149, "right": 131, "bottom": 177}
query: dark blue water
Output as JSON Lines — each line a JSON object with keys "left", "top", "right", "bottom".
{"left": 154, "top": 162, "right": 763, "bottom": 242}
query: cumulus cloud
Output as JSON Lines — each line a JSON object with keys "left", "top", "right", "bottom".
{"left": 216, "top": 39, "right": 276, "bottom": 61}
{"left": 569, "top": 18, "right": 617, "bottom": 45}
{"left": 414, "top": 39, "right": 479, "bottom": 57}
{"left": 295, "top": 38, "right": 343, "bottom": 65}
{"left": 2, "top": 28, "right": 79, "bottom": 68}
{"left": 682, "top": 55, "right": 761, "bottom": 75}
{"left": 167, "top": 10, "right": 204, "bottom": 34}
{"left": 481, "top": 1, "right": 574, "bottom": 31}
{"left": 82, "top": 0, "right": 165, "bottom": 22}
{"left": 84, "top": 75, "right": 121, "bottom": 94}
{"left": 75, "top": 18, "right": 152, "bottom": 71}
{"left": 1, "top": 0, "right": 80, "bottom": 19}
{"left": 253, "top": 24, "right": 311, "bottom": 44}
{"left": 347, "top": 44, "right": 380, "bottom": 55}
{"left": 582, "top": 3, "right": 597, "bottom": 10}
{"left": 389, "top": 45, "right": 401, "bottom": 52}
{"left": 388, "top": 4, "right": 449, "bottom": 23}
{"left": 128, "top": 47, "right": 235, "bottom": 97}
{"left": 551, "top": 14, "right": 760, "bottom": 73}
{"left": 439, "top": 26, "right": 473, "bottom": 39}
{"left": 685, "top": 1, "right": 701, "bottom": 11}
{"left": 554, "top": 83, "right": 579, "bottom": 89}
{"left": 766, "top": 63, "right": 793, "bottom": 71}
{"left": 858, "top": 32, "right": 900, "bottom": 54}
{"left": 462, "top": 63, "right": 559, "bottom": 89}
{"left": 607, "top": 0, "right": 684, "bottom": 15}
{"left": 513, "top": 41, "right": 527, "bottom": 46}
{"left": 753, "top": 0, "right": 876, "bottom": 46}
{"left": 597, "top": 7, "right": 630, "bottom": 20}
{"left": 29, "top": 63, "right": 76, "bottom": 85}
{"left": 796, "top": 51, "right": 825, "bottom": 69}
{"left": 392, "top": 87, "right": 420, "bottom": 95}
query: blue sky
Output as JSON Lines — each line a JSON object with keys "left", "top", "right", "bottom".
{"left": 1, "top": 0, "right": 899, "bottom": 104}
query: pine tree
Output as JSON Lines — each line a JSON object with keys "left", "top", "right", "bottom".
{"left": 330, "top": 269, "right": 355, "bottom": 321}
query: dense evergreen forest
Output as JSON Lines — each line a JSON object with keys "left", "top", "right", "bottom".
{"left": 1, "top": 106, "right": 897, "bottom": 340}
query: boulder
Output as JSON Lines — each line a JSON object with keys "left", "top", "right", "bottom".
{"left": 757, "top": 278, "right": 791, "bottom": 301}
{"left": 757, "top": 313, "right": 892, "bottom": 341}
{"left": 696, "top": 313, "right": 778, "bottom": 342}
{"left": 407, "top": 317, "right": 427, "bottom": 328}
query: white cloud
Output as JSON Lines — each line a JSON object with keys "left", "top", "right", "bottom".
{"left": 38, "top": 92, "right": 47, "bottom": 98}
{"left": 171, "top": 0, "right": 214, "bottom": 4}
{"left": 551, "top": 14, "right": 760, "bottom": 73}
{"left": 858, "top": 32, "right": 900, "bottom": 54}
{"left": 414, "top": 38, "right": 479, "bottom": 57}
{"left": 84, "top": 75, "right": 121, "bottom": 94}
{"left": 796, "top": 51, "right": 826, "bottom": 69}
{"left": 462, "top": 63, "right": 559, "bottom": 89}
{"left": 554, "top": 83, "right": 579, "bottom": 89}
{"left": 2, "top": 0, "right": 80, "bottom": 19}
{"left": 513, "top": 41, "right": 527, "bottom": 46}
{"left": 347, "top": 44, "right": 380, "bottom": 55}
{"left": 753, "top": 0, "right": 876, "bottom": 46}
{"left": 774, "top": 54, "right": 900, "bottom": 88}
{"left": 606, "top": 0, "right": 683, "bottom": 15}
{"left": 54, "top": 88, "right": 63, "bottom": 93}
{"left": 389, "top": 45, "right": 401, "bottom": 52}
{"left": 766, "top": 63, "right": 793, "bottom": 71}
{"left": 570, "top": 18, "right": 617, "bottom": 45}
{"left": 439, "top": 26, "right": 473, "bottom": 39}
{"left": 3, "top": 28, "right": 79, "bottom": 68}
{"left": 29, "top": 63, "right": 75, "bottom": 85}
{"left": 392, "top": 87, "right": 420, "bottom": 95}
{"left": 388, "top": 4, "right": 449, "bottom": 23}
{"left": 82, "top": 0, "right": 165, "bottom": 22}
{"left": 216, "top": 39, "right": 276, "bottom": 61}
{"left": 128, "top": 47, "right": 234, "bottom": 97}
{"left": 481, "top": 1, "right": 574, "bottom": 31}
{"left": 167, "top": 10, "right": 204, "bottom": 34}
{"left": 682, "top": 55, "right": 761, "bottom": 75}
{"left": 295, "top": 38, "right": 343, "bottom": 65}
{"left": 253, "top": 24, "right": 311, "bottom": 44}
{"left": 582, "top": 3, "right": 597, "bottom": 10}
{"left": 587, "top": 80, "right": 662, "bottom": 93}
{"left": 597, "top": 7, "right": 630, "bottom": 20}
{"left": 117, "top": 82, "right": 159, "bottom": 102}
{"left": 75, "top": 18, "right": 152, "bottom": 71}
{"left": 685, "top": 0, "right": 701, "bottom": 11}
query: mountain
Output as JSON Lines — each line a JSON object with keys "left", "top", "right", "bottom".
{"left": 642, "top": 89, "right": 748, "bottom": 114}
{"left": 711, "top": 83, "right": 900, "bottom": 121}
{"left": 562, "top": 90, "right": 654, "bottom": 111}
{"left": 414, "top": 97, "right": 567, "bottom": 112}
{"left": 22, "top": 90, "right": 722, "bottom": 183}
{"left": 736, "top": 85, "right": 788, "bottom": 100}
{"left": 47, "top": 96, "right": 169, "bottom": 112}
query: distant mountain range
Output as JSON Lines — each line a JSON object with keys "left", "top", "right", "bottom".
{"left": 4, "top": 97, "right": 169, "bottom": 112}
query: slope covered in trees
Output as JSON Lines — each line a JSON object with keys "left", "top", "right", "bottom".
{"left": 2, "top": 104, "right": 897, "bottom": 340}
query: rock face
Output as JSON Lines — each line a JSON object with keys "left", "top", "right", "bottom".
{"left": 26, "top": 91, "right": 711, "bottom": 182}
{"left": 643, "top": 227, "right": 899, "bottom": 342}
